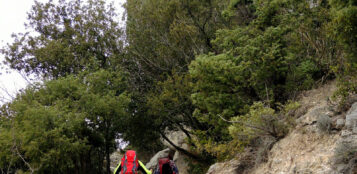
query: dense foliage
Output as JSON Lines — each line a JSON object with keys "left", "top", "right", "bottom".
{"left": 1, "top": 0, "right": 357, "bottom": 173}
{"left": 0, "top": 70, "right": 130, "bottom": 173}
{"left": 1, "top": 0, "right": 124, "bottom": 78}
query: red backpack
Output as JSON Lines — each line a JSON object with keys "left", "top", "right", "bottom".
{"left": 121, "top": 150, "right": 139, "bottom": 174}
{"left": 158, "top": 158, "right": 176, "bottom": 174}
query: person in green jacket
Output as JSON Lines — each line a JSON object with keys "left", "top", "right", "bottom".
{"left": 114, "top": 150, "right": 152, "bottom": 174}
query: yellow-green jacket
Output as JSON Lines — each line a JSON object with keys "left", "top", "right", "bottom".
{"left": 114, "top": 160, "right": 151, "bottom": 174}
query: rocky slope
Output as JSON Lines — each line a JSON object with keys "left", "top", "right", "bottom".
{"left": 207, "top": 81, "right": 357, "bottom": 174}
{"left": 111, "top": 81, "right": 357, "bottom": 174}
{"left": 146, "top": 131, "right": 190, "bottom": 174}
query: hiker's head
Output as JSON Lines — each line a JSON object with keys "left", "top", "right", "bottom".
{"left": 162, "top": 163, "right": 173, "bottom": 174}
{"left": 168, "top": 150, "right": 175, "bottom": 160}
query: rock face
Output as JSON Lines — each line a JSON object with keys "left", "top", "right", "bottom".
{"left": 250, "top": 83, "right": 355, "bottom": 174}
{"left": 206, "top": 81, "right": 356, "bottom": 174}
{"left": 173, "top": 150, "right": 189, "bottom": 174}
{"left": 206, "top": 159, "right": 242, "bottom": 174}
{"left": 146, "top": 148, "right": 172, "bottom": 170}
{"left": 336, "top": 118, "right": 345, "bottom": 129}
{"left": 146, "top": 130, "right": 190, "bottom": 174}
{"left": 251, "top": 127, "right": 340, "bottom": 174}
{"left": 163, "top": 131, "right": 189, "bottom": 174}
{"left": 161, "top": 130, "right": 188, "bottom": 150}
{"left": 110, "top": 151, "right": 123, "bottom": 172}
{"left": 251, "top": 87, "right": 357, "bottom": 173}
{"left": 345, "top": 102, "right": 357, "bottom": 130}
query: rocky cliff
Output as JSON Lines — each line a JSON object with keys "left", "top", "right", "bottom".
{"left": 207, "top": 82, "right": 357, "bottom": 174}
{"left": 146, "top": 130, "right": 190, "bottom": 174}
{"left": 111, "top": 82, "right": 357, "bottom": 174}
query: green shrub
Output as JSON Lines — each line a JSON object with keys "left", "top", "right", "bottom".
{"left": 334, "top": 141, "right": 357, "bottom": 173}
{"left": 317, "top": 115, "right": 332, "bottom": 133}
{"left": 187, "top": 158, "right": 211, "bottom": 174}
{"left": 334, "top": 142, "right": 357, "bottom": 164}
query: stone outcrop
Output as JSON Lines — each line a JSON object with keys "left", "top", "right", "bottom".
{"left": 251, "top": 83, "right": 356, "bottom": 173}
{"left": 114, "top": 81, "right": 357, "bottom": 174}
{"left": 205, "top": 81, "right": 357, "bottom": 174}
{"left": 162, "top": 130, "right": 189, "bottom": 174}
{"left": 146, "top": 148, "right": 172, "bottom": 170}
{"left": 146, "top": 130, "right": 190, "bottom": 174}
{"left": 161, "top": 130, "right": 189, "bottom": 150}
{"left": 336, "top": 118, "right": 345, "bottom": 129}
{"left": 110, "top": 151, "right": 123, "bottom": 172}
{"left": 206, "top": 159, "right": 242, "bottom": 174}
{"left": 345, "top": 102, "right": 357, "bottom": 130}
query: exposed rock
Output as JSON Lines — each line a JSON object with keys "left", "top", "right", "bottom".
{"left": 345, "top": 102, "right": 357, "bottom": 130}
{"left": 110, "top": 151, "right": 123, "bottom": 172}
{"left": 147, "top": 130, "right": 190, "bottom": 174}
{"left": 161, "top": 130, "right": 190, "bottom": 174}
{"left": 251, "top": 83, "right": 340, "bottom": 174}
{"left": 204, "top": 82, "right": 340, "bottom": 174}
{"left": 206, "top": 159, "right": 242, "bottom": 174}
{"left": 317, "top": 114, "right": 332, "bottom": 133}
{"left": 296, "top": 106, "right": 332, "bottom": 126}
{"left": 147, "top": 149, "right": 189, "bottom": 174}
{"left": 251, "top": 128, "right": 339, "bottom": 174}
{"left": 353, "top": 127, "right": 357, "bottom": 134}
{"left": 162, "top": 130, "right": 189, "bottom": 150}
{"left": 146, "top": 148, "right": 171, "bottom": 170}
{"left": 339, "top": 134, "right": 357, "bottom": 144}
{"left": 336, "top": 164, "right": 348, "bottom": 173}
{"left": 347, "top": 102, "right": 357, "bottom": 115}
{"left": 341, "top": 130, "right": 352, "bottom": 137}
{"left": 336, "top": 118, "right": 345, "bottom": 129}
{"left": 173, "top": 151, "right": 188, "bottom": 174}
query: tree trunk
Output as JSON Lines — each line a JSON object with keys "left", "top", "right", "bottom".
{"left": 106, "top": 144, "right": 110, "bottom": 174}
{"left": 160, "top": 131, "right": 206, "bottom": 162}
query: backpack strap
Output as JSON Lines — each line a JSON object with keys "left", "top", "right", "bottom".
{"left": 132, "top": 154, "right": 137, "bottom": 174}
{"left": 158, "top": 158, "right": 172, "bottom": 174}
{"left": 114, "top": 161, "right": 121, "bottom": 174}
{"left": 123, "top": 153, "right": 127, "bottom": 174}
{"left": 138, "top": 160, "right": 151, "bottom": 174}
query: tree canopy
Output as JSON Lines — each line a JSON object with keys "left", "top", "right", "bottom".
{"left": 1, "top": 0, "right": 357, "bottom": 173}
{"left": 1, "top": 0, "right": 124, "bottom": 79}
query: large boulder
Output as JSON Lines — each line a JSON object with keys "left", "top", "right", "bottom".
{"left": 206, "top": 159, "right": 243, "bottom": 174}
{"left": 162, "top": 130, "right": 188, "bottom": 150}
{"left": 162, "top": 130, "right": 190, "bottom": 174}
{"left": 146, "top": 147, "right": 190, "bottom": 174}
{"left": 146, "top": 148, "right": 172, "bottom": 170}
{"left": 345, "top": 102, "right": 357, "bottom": 130}
{"left": 336, "top": 118, "right": 345, "bottom": 129}
{"left": 146, "top": 130, "right": 191, "bottom": 174}
{"left": 296, "top": 106, "right": 332, "bottom": 126}
{"left": 173, "top": 150, "right": 189, "bottom": 174}
{"left": 110, "top": 151, "right": 123, "bottom": 172}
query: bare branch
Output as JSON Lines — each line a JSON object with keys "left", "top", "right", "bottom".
{"left": 14, "top": 146, "right": 35, "bottom": 174}
{"left": 217, "top": 114, "right": 271, "bottom": 133}
{"left": 10, "top": 117, "right": 36, "bottom": 174}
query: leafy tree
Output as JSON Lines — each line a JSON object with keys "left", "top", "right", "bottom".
{"left": 188, "top": 0, "right": 338, "bottom": 159}
{"left": 78, "top": 70, "right": 130, "bottom": 173}
{"left": 189, "top": 26, "right": 290, "bottom": 147}
{"left": 146, "top": 73, "right": 211, "bottom": 161}
{"left": 121, "top": 0, "right": 232, "bottom": 160}
{"left": 0, "top": 80, "right": 89, "bottom": 173}
{"left": 328, "top": 0, "right": 357, "bottom": 102}
{"left": 1, "top": 0, "right": 124, "bottom": 79}
{"left": 0, "top": 70, "right": 130, "bottom": 174}
{"left": 124, "top": 0, "right": 229, "bottom": 92}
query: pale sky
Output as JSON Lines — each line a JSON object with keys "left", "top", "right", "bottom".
{"left": 0, "top": 0, "right": 126, "bottom": 104}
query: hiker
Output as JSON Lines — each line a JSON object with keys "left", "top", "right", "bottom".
{"left": 154, "top": 153, "right": 179, "bottom": 174}
{"left": 114, "top": 150, "right": 152, "bottom": 174}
